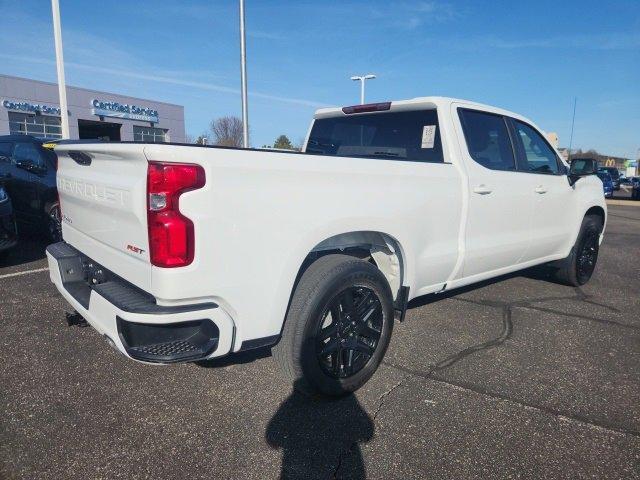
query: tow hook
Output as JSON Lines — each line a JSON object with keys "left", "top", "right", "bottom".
{"left": 66, "top": 310, "right": 88, "bottom": 327}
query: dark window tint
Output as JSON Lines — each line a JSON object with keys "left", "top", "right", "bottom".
{"left": 514, "top": 121, "right": 559, "bottom": 174}
{"left": 598, "top": 167, "right": 620, "bottom": 179}
{"left": 0, "top": 143, "right": 12, "bottom": 162}
{"left": 458, "top": 109, "right": 515, "bottom": 171}
{"left": 13, "top": 142, "right": 43, "bottom": 166}
{"left": 306, "top": 109, "right": 444, "bottom": 163}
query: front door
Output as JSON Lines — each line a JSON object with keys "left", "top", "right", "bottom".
{"left": 454, "top": 106, "right": 533, "bottom": 279}
{"left": 510, "top": 119, "right": 575, "bottom": 261}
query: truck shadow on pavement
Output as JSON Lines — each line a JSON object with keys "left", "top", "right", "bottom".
{"left": 199, "top": 266, "right": 627, "bottom": 479}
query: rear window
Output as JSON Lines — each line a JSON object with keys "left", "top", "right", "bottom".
{"left": 458, "top": 109, "right": 515, "bottom": 171}
{"left": 306, "top": 109, "right": 444, "bottom": 163}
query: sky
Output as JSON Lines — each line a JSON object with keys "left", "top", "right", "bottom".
{"left": 0, "top": 0, "right": 638, "bottom": 157}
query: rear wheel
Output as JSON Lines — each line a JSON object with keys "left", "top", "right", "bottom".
{"left": 46, "top": 202, "right": 62, "bottom": 243}
{"left": 553, "top": 215, "right": 602, "bottom": 286}
{"left": 273, "top": 254, "right": 394, "bottom": 396}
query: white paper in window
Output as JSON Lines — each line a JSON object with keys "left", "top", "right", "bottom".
{"left": 421, "top": 125, "right": 436, "bottom": 149}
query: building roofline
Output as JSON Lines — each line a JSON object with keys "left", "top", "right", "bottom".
{"left": 0, "top": 73, "right": 184, "bottom": 109}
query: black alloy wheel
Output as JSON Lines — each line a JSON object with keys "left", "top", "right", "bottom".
{"left": 576, "top": 228, "right": 599, "bottom": 284}
{"left": 316, "top": 286, "right": 383, "bottom": 379}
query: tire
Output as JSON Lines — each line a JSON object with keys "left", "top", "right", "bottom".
{"left": 45, "top": 202, "right": 62, "bottom": 243}
{"left": 273, "top": 254, "right": 394, "bottom": 397}
{"left": 553, "top": 215, "right": 602, "bottom": 286}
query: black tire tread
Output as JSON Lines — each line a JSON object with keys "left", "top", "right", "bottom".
{"left": 273, "top": 254, "right": 392, "bottom": 396}
{"left": 554, "top": 214, "right": 602, "bottom": 286}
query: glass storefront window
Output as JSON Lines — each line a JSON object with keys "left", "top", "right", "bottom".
{"left": 8, "top": 112, "right": 62, "bottom": 140}
{"left": 133, "top": 126, "right": 168, "bottom": 143}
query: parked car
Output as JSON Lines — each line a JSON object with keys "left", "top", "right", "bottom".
{"left": 596, "top": 171, "right": 614, "bottom": 198}
{"left": 46, "top": 97, "right": 606, "bottom": 396}
{"left": 0, "top": 135, "right": 61, "bottom": 242}
{"left": 597, "top": 166, "right": 621, "bottom": 190}
{"left": 0, "top": 186, "right": 18, "bottom": 260}
{"left": 632, "top": 177, "right": 640, "bottom": 200}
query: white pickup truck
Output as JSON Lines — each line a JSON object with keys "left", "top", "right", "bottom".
{"left": 47, "top": 97, "right": 605, "bottom": 396}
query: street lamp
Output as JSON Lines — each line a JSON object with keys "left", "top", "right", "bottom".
{"left": 350, "top": 74, "right": 376, "bottom": 105}
{"left": 239, "top": 0, "right": 249, "bottom": 148}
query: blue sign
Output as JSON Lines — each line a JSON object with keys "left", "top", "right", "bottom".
{"left": 91, "top": 99, "right": 159, "bottom": 122}
{"left": 2, "top": 99, "right": 61, "bottom": 116}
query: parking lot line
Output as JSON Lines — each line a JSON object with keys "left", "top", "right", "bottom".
{"left": 0, "top": 267, "right": 49, "bottom": 280}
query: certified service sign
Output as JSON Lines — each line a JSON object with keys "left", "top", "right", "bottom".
{"left": 91, "top": 99, "right": 159, "bottom": 123}
{"left": 2, "top": 99, "right": 61, "bottom": 115}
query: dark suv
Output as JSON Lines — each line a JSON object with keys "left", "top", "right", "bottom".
{"left": 0, "top": 135, "right": 61, "bottom": 241}
{"left": 597, "top": 166, "right": 621, "bottom": 190}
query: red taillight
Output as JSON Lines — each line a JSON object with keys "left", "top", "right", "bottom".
{"left": 341, "top": 102, "right": 391, "bottom": 114}
{"left": 147, "top": 162, "right": 205, "bottom": 268}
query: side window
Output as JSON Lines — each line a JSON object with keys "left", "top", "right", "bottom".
{"left": 458, "top": 109, "right": 516, "bottom": 171}
{"left": 513, "top": 121, "right": 560, "bottom": 174}
{"left": 12, "top": 143, "right": 44, "bottom": 166}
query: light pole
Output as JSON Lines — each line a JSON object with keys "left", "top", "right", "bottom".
{"left": 239, "top": 0, "right": 249, "bottom": 148}
{"left": 51, "top": 0, "right": 69, "bottom": 139}
{"left": 350, "top": 74, "right": 376, "bottom": 104}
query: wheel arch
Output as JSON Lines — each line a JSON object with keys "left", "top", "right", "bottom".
{"left": 585, "top": 205, "right": 605, "bottom": 227}
{"left": 295, "top": 230, "right": 407, "bottom": 303}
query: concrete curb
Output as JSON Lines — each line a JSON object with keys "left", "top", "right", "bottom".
{"left": 606, "top": 199, "right": 640, "bottom": 207}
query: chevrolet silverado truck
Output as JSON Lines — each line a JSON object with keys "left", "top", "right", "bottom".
{"left": 47, "top": 97, "right": 606, "bottom": 396}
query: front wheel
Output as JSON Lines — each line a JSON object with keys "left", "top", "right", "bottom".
{"left": 273, "top": 254, "right": 394, "bottom": 396}
{"left": 553, "top": 215, "right": 602, "bottom": 286}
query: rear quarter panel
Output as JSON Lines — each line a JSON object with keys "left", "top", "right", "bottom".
{"left": 143, "top": 144, "right": 463, "bottom": 347}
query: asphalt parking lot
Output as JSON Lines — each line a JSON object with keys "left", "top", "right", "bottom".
{"left": 1, "top": 204, "right": 639, "bottom": 480}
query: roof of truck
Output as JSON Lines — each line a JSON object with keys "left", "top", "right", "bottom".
{"left": 314, "top": 96, "right": 527, "bottom": 122}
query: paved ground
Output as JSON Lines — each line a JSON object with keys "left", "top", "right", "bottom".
{"left": 1, "top": 205, "right": 639, "bottom": 479}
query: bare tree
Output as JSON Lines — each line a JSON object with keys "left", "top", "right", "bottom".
{"left": 210, "top": 116, "right": 244, "bottom": 147}
{"left": 195, "top": 133, "right": 209, "bottom": 145}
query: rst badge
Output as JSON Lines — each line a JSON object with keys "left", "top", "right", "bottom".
{"left": 126, "top": 244, "right": 145, "bottom": 255}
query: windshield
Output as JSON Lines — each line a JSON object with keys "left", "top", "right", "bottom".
{"left": 597, "top": 172, "right": 612, "bottom": 182}
{"left": 306, "top": 109, "right": 444, "bottom": 163}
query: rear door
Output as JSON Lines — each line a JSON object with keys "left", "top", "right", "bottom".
{"left": 454, "top": 106, "right": 534, "bottom": 278}
{"left": 510, "top": 119, "right": 574, "bottom": 261}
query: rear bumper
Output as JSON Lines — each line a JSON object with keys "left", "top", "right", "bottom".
{"left": 46, "top": 242, "right": 235, "bottom": 363}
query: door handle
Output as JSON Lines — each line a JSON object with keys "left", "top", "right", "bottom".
{"left": 534, "top": 185, "right": 547, "bottom": 194}
{"left": 473, "top": 184, "right": 493, "bottom": 195}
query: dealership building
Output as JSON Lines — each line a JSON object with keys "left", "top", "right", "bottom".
{"left": 0, "top": 74, "right": 185, "bottom": 143}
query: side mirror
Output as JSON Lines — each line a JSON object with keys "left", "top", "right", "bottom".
{"left": 568, "top": 158, "right": 597, "bottom": 186}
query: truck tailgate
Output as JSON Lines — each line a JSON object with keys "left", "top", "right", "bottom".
{"left": 55, "top": 143, "right": 151, "bottom": 290}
